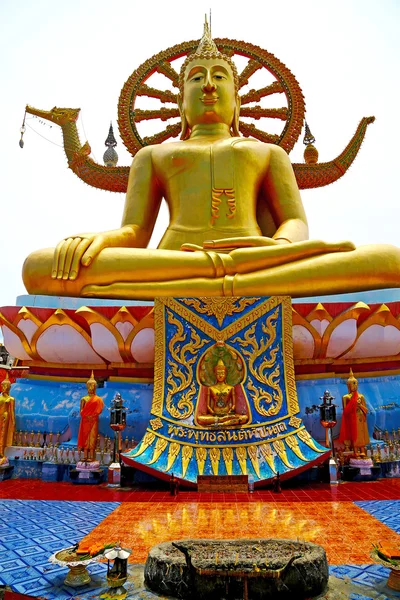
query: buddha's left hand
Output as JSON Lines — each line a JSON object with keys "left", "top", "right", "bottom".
{"left": 181, "top": 236, "right": 286, "bottom": 252}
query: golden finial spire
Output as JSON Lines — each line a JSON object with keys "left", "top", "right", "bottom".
{"left": 87, "top": 370, "right": 97, "bottom": 386}
{"left": 195, "top": 13, "right": 218, "bottom": 55}
{"left": 347, "top": 368, "right": 357, "bottom": 384}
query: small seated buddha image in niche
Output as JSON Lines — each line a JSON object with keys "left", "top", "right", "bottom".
{"left": 195, "top": 342, "right": 250, "bottom": 428}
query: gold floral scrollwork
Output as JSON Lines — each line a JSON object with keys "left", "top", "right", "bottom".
{"left": 209, "top": 447, "right": 221, "bottom": 476}
{"left": 166, "top": 442, "right": 181, "bottom": 472}
{"left": 131, "top": 431, "right": 155, "bottom": 457}
{"left": 181, "top": 445, "right": 193, "bottom": 478}
{"left": 222, "top": 447, "right": 234, "bottom": 475}
{"left": 236, "top": 446, "right": 247, "bottom": 475}
{"left": 247, "top": 445, "right": 261, "bottom": 478}
{"left": 196, "top": 447, "right": 207, "bottom": 475}
{"left": 285, "top": 434, "right": 308, "bottom": 462}
{"left": 150, "top": 418, "right": 163, "bottom": 431}
{"left": 289, "top": 416, "right": 302, "bottom": 429}
{"left": 165, "top": 311, "right": 208, "bottom": 420}
{"left": 297, "top": 428, "right": 326, "bottom": 453}
{"left": 148, "top": 437, "right": 168, "bottom": 464}
{"left": 184, "top": 297, "right": 259, "bottom": 327}
{"left": 273, "top": 439, "right": 294, "bottom": 468}
{"left": 259, "top": 443, "right": 276, "bottom": 474}
{"left": 234, "top": 308, "right": 283, "bottom": 417}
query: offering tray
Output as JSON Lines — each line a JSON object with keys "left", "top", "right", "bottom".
{"left": 49, "top": 545, "right": 105, "bottom": 587}
{"left": 371, "top": 548, "right": 400, "bottom": 591}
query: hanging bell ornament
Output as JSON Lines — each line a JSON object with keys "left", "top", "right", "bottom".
{"left": 19, "top": 127, "right": 25, "bottom": 148}
{"left": 19, "top": 111, "right": 26, "bottom": 148}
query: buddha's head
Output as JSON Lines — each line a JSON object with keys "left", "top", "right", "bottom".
{"left": 86, "top": 371, "right": 97, "bottom": 395}
{"left": 1, "top": 373, "right": 11, "bottom": 395}
{"left": 178, "top": 17, "right": 240, "bottom": 139}
{"left": 215, "top": 358, "right": 227, "bottom": 383}
{"left": 347, "top": 369, "right": 358, "bottom": 393}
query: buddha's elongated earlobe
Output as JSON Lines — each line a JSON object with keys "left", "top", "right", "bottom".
{"left": 178, "top": 94, "right": 190, "bottom": 140}
{"left": 232, "top": 96, "right": 240, "bottom": 137}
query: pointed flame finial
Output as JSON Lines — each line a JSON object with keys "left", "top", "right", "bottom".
{"left": 347, "top": 368, "right": 357, "bottom": 384}
{"left": 87, "top": 370, "right": 97, "bottom": 387}
{"left": 195, "top": 13, "right": 218, "bottom": 55}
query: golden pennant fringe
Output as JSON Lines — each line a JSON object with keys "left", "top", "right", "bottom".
{"left": 166, "top": 442, "right": 180, "bottom": 471}
{"left": 286, "top": 434, "right": 309, "bottom": 462}
{"left": 131, "top": 431, "right": 155, "bottom": 457}
{"left": 181, "top": 445, "right": 193, "bottom": 478}
{"left": 298, "top": 428, "right": 326, "bottom": 453}
{"left": 148, "top": 437, "right": 168, "bottom": 465}
{"left": 196, "top": 447, "right": 207, "bottom": 475}
{"left": 209, "top": 447, "right": 221, "bottom": 476}
{"left": 273, "top": 439, "right": 294, "bottom": 468}
{"left": 236, "top": 446, "right": 247, "bottom": 475}
{"left": 259, "top": 443, "right": 276, "bottom": 474}
{"left": 222, "top": 447, "right": 234, "bottom": 475}
{"left": 247, "top": 445, "right": 261, "bottom": 478}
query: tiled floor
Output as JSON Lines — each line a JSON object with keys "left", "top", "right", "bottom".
{"left": 1, "top": 480, "right": 400, "bottom": 598}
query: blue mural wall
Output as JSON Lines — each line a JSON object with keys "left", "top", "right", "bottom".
{"left": 10, "top": 374, "right": 400, "bottom": 446}
{"left": 296, "top": 376, "right": 400, "bottom": 444}
{"left": 11, "top": 379, "right": 153, "bottom": 445}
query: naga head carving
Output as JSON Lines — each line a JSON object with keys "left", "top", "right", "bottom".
{"left": 26, "top": 105, "right": 81, "bottom": 125}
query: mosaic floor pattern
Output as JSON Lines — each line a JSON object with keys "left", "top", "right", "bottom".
{"left": 1, "top": 484, "right": 400, "bottom": 598}
{"left": 0, "top": 500, "right": 118, "bottom": 599}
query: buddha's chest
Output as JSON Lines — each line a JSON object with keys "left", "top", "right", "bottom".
{"left": 210, "top": 385, "right": 232, "bottom": 405}
{"left": 155, "top": 139, "right": 267, "bottom": 191}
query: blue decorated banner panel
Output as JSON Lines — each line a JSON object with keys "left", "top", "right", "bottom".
{"left": 125, "top": 297, "right": 327, "bottom": 483}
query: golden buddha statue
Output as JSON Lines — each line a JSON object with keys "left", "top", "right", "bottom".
{"left": 0, "top": 373, "right": 16, "bottom": 459}
{"left": 78, "top": 371, "right": 104, "bottom": 461}
{"left": 339, "top": 369, "right": 370, "bottom": 454}
{"left": 22, "top": 21, "right": 400, "bottom": 299}
{"left": 197, "top": 358, "right": 249, "bottom": 428}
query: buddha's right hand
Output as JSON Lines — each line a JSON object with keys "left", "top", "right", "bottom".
{"left": 52, "top": 227, "right": 136, "bottom": 280}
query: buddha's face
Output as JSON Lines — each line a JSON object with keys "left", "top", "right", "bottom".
{"left": 182, "top": 58, "right": 237, "bottom": 129}
{"left": 215, "top": 365, "right": 227, "bottom": 383}
{"left": 87, "top": 382, "right": 96, "bottom": 395}
{"left": 348, "top": 379, "right": 358, "bottom": 392}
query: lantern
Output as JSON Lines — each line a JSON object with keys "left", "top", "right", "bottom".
{"left": 319, "top": 390, "right": 339, "bottom": 484}
{"left": 104, "top": 544, "right": 132, "bottom": 589}
{"left": 109, "top": 392, "right": 127, "bottom": 464}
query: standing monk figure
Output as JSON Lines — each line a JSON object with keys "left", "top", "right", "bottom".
{"left": 78, "top": 372, "right": 104, "bottom": 461}
{"left": 339, "top": 369, "right": 369, "bottom": 454}
{"left": 0, "top": 372, "right": 16, "bottom": 461}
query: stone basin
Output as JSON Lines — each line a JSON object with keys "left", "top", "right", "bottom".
{"left": 144, "top": 538, "right": 329, "bottom": 599}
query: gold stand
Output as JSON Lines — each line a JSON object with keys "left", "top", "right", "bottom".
{"left": 64, "top": 563, "right": 91, "bottom": 587}
{"left": 387, "top": 568, "right": 400, "bottom": 591}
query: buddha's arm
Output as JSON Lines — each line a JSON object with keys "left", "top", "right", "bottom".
{"left": 358, "top": 395, "right": 368, "bottom": 415}
{"left": 263, "top": 145, "right": 309, "bottom": 244}
{"left": 206, "top": 389, "right": 215, "bottom": 415}
{"left": 121, "top": 146, "right": 163, "bottom": 246}
{"left": 230, "top": 388, "right": 236, "bottom": 413}
{"left": 53, "top": 146, "right": 162, "bottom": 280}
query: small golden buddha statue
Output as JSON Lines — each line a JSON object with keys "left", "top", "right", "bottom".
{"left": 22, "top": 20, "right": 400, "bottom": 299}
{"left": 0, "top": 373, "right": 16, "bottom": 459}
{"left": 339, "top": 369, "right": 370, "bottom": 454}
{"left": 78, "top": 371, "right": 104, "bottom": 461}
{"left": 197, "top": 357, "right": 249, "bottom": 428}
